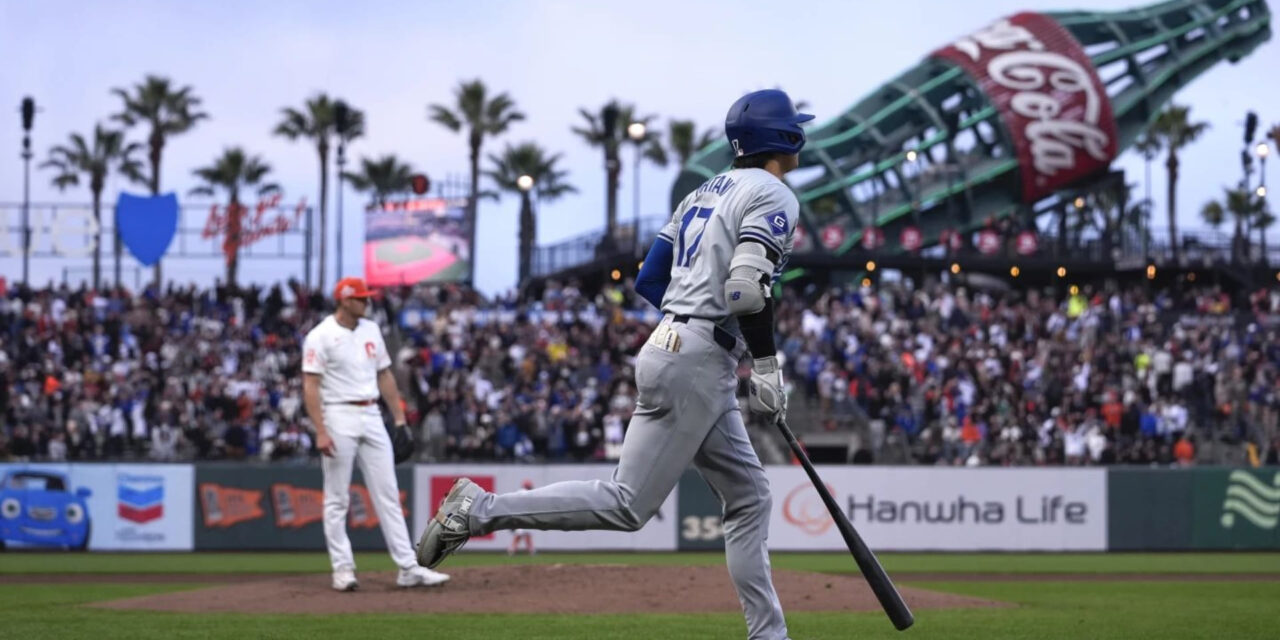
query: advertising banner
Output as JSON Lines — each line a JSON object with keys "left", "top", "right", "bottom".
{"left": 195, "top": 465, "right": 413, "bottom": 550}
{"left": 676, "top": 468, "right": 726, "bottom": 551}
{"left": 0, "top": 463, "right": 193, "bottom": 551}
{"left": 1192, "top": 469, "right": 1280, "bottom": 549}
{"left": 1109, "top": 468, "right": 1280, "bottom": 550}
{"left": 413, "top": 465, "right": 677, "bottom": 551}
{"left": 766, "top": 467, "right": 1107, "bottom": 551}
{"left": 932, "top": 12, "right": 1118, "bottom": 203}
{"left": 364, "top": 197, "right": 471, "bottom": 286}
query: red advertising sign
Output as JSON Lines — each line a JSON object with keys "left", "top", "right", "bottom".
{"left": 977, "top": 229, "right": 1001, "bottom": 255}
{"left": 201, "top": 193, "right": 307, "bottom": 260}
{"left": 940, "top": 229, "right": 965, "bottom": 252}
{"left": 932, "top": 13, "right": 1118, "bottom": 203}
{"left": 271, "top": 483, "right": 325, "bottom": 529}
{"left": 900, "top": 226, "right": 923, "bottom": 252}
{"left": 1016, "top": 230, "right": 1040, "bottom": 255}
{"left": 793, "top": 224, "right": 810, "bottom": 251}
{"left": 861, "top": 227, "right": 885, "bottom": 251}
{"left": 820, "top": 224, "right": 846, "bottom": 251}
{"left": 199, "top": 483, "right": 264, "bottom": 529}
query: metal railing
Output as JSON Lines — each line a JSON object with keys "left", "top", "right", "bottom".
{"left": 533, "top": 216, "right": 667, "bottom": 277}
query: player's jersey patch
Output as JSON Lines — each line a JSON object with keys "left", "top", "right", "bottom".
{"left": 768, "top": 212, "right": 788, "bottom": 236}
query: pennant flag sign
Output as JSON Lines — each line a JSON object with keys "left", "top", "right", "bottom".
{"left": 115, "top": 192, "right": 179, "bottom": 266}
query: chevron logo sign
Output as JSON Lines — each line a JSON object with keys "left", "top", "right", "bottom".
{"left": 1220, "top": 471, "right": 1280, "bottom": 530}
{"left": 118, "top": 474, "right": 165, "bottom": 524}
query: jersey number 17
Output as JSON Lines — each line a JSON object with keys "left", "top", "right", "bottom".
{"left": 675, "top": 206, "right": 715, "bottom": 267}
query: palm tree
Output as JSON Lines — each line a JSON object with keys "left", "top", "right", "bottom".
{"left": 1133, "top": 132, "right": 1161, "bottom": 255}
{"left": 1200, "top": 196, "right": 1227, "bottom": 231}
{"left": 620, "top": 105, "right": 667, "bottom": 241}
{"left": 343, "top": 155, "right": 416, "bottom": 208}
{"left": 112, "top": 75, "right": 208, "bottom": 290}
{"left": 1086, "top": 183, "right": 1150, "bottom": 257}
{"left": 1201, "top": 187, "right": 1263, "bottom": 260}
{"left": 428, "top": 79, "right": 525, "bottom": 273}
{"left": 189, "top": 148, "right": 280, "bottom": 288}
{"left": 618, "top": 105, "right": 668, "bottom": 167}
{"left": 573, "top": 101, "right": 666, "bottom": 247}
{"left": 1256, "top": 208, "right": 1275, "bottom": 264}
{"left": 668, "top": 119, "right": 718, "bottom": 167}
{"left": 40, "top": 125, "right": 144, "bottom": 290}
{"left": 572, "top": 101, "right": 623, "bottom": 245}
{"left": 485, "top": 142, "right": 576, "bottom": 285}
{"left": 273, "top": 94, "right": 365, "bottom": 291}
{"left": 1148, "top": 104, "right": 1209, "bottom": 262}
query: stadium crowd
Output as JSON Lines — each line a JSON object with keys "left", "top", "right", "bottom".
{"left": 1, "top": 275, "right": 1279, "bottom": 467}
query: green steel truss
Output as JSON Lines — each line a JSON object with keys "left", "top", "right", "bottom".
{"left": 671, "top": 0, "right": 1272, "bottom": 256}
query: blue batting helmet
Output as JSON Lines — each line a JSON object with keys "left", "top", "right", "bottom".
{"left": 724, "top": 89, "right": 814, "bottom": 157}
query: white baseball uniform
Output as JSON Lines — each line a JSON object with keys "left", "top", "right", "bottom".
{"left": 302, "top": 315, "right": 416, "bottom": 573}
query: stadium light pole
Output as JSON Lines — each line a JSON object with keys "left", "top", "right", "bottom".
{"left": 906, "top": 148, "right": 921, "bottom": 225}
{"left": 517, "top": 174, "right": 535, "bottom": 285}
{"left": 1258, "top": 142, "right": 1269, "bottom": 195}
{"left": 1258, "top": 142, "right": 1270, "bottom": 265}
{"left": 20, "top": 97, "right": 36, "bottom": 288}
{"left": 627, "top": 122, "right": 646, "bottom": 256}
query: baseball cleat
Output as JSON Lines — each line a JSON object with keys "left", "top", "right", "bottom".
{"left": 396, "top": 566, "right": 450, "bottom": 588}
{"left": 332, "top": 568, "right": 359, "bottom": 592}
{"left": 416, "top": 477, "right": 482, "bottom": 569}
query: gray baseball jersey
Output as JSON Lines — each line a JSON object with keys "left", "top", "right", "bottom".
{"left": 657, "top": 167, "right": 798, "bottom": 320}
{"left": 453, "top": 168, "right": 798, "bottom": 639}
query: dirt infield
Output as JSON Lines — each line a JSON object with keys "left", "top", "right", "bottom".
{"left": 80, "top": 565, "right": 1003, "bottom": 615}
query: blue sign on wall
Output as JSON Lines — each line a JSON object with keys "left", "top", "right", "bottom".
{"left": 115, "top": 192, "right": 178, "bottom": 266}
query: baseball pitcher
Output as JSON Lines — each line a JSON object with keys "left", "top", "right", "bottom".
{"left": 303, "top": 277, "right": 449, "bottom": 591}
{"left": 417, "top": 90, "right": 810, "bottom": 639}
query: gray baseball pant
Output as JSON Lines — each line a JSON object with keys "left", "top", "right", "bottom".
{"left": 465, "top": 316, "right": 789, "bottom": 640}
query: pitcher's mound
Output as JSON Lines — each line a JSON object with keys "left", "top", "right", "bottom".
{"left": 93, "top": 564, "right": 1004, "bottom": 615}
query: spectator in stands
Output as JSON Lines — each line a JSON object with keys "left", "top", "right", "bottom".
{"left": 8, "top": 425, "right": 35, "bottom": 461}
{"left": 150, "top": 422, "right": 182, "bottom": 461}
{"left": 1173, "top": 435, "right": 1195, "bottom": 466}
{"left": 4, "top": 277, "right": 1278, "bottom": 467}
{"left": 1265, "top": 436, "right": 1280, "bottom": 466}
{"left": 46, "top": 430, "right": 67, "bottom": 461}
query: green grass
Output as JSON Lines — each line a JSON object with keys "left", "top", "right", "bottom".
{"left": 2, "top": 553, "right": 1278, "bottom": 639}
{"left": 1, "top": 580, "right": 1278, "bottom": 639}
{"left": 373, "top": 237, "right": 435, "bottom": 263}
{"left": 4, "top": 551, "right": 1280, "bottom": 575}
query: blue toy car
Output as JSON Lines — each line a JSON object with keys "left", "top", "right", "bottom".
{"left": 0, "top": 470, "right": 92, "bottom": 550}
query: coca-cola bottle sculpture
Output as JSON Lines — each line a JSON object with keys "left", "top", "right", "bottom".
{"left": 671, "top": 0, "right": 1271, "bottom": 256}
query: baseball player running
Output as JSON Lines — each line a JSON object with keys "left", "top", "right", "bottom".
{"left": 508, "top": 480, "right": 536, "bottom": 556}
{"left": 418, "top": 90, "right": 809, "bottom": 639}
{"left": 303, "top": 277, "right": 449, "bottom": 591}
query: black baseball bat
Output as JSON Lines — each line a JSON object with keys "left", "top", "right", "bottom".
{"left": 774, "top": 416, "right": 915, "bottom": 631}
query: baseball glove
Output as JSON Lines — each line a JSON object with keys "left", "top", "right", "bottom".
{"left": 388, "top": 423, "right": 415, "bottom": 464}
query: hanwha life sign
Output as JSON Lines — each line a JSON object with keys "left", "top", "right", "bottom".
{"left": 782, "top": 482, "right": 837, "bottom": 536}
{"left": 767, "top": 467, "right": 1107, "bottom": 551}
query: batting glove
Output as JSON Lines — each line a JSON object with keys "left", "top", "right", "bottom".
{"left": 748, "top": 356, "right": 787, "bottom": 418}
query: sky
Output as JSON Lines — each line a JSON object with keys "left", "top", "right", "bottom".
{"left": 1, "top": 0, "right": 1277, "bottom": 295}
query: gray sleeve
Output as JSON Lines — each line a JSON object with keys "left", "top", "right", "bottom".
{"left": 737, "top": 184, "right": 798, "bottom": 264}
{"left": 657, "top": 195, "right": 690, "bottom": 244}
